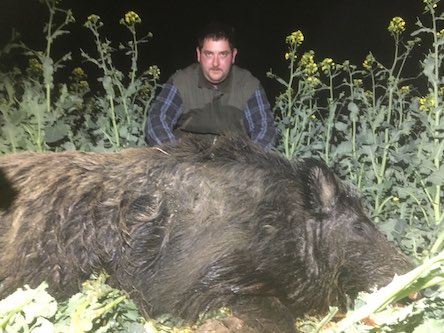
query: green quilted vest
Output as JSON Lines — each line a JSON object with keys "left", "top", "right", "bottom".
{"left": 172, "top": 64, "right": 259, "bottom": 139}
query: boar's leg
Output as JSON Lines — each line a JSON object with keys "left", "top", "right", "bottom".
{"left": 172, "top": 254, "right": 297, "bottom": 332}
{"left": 227, "top": 296, "right": 297, "bottom": 333}
{"left": 193, "top": 296, "right": 296, "bottom": 333}
{"left": 194, "top": 316, "right": 256, "bottom": 333}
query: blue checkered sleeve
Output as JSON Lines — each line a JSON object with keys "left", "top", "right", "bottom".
{"left": 145, "top": 80, "right": 183, "bottom": 145}
{"left": 244, "top": 85, "right": 276, "bottom": 149}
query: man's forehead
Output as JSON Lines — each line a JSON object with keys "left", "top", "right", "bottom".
{"left": 201, "top": 38, "right": 231, "bottom": 50}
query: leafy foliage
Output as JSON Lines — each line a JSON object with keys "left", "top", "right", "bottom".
{"left": 0, "top": 274, "right": 150, "bottom": 333}
{"left": 0, "top": 0, "right": 159, "bottom": 153}
{"left": 0, "top": 274, "right": 232, "bottom": 333}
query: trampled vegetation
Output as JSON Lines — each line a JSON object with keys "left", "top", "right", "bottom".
{"left": 0, "top": 0, "right": 443, "bottom": 332}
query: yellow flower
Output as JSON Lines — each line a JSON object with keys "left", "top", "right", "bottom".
{"left": 365, "top": 90, "right": 374, "bottom": 100}
{"left": 69, "top": 67, "right": 90, "bottom": 93}
{"left": 363, "top": 53, "right": 376, "bottom": 71}
{"left": 305, "top": 63, "right": 318, "bottom": 75}
{"left": 437, "top": 29, "right": 444, "bottom": 38}
{"left": 423, "top": 0, "right": 438, "bottom": 9}
{"left": 87, "top": 14, "right": 100, "bottom": 23}
{"left": 147, "top": 65, "right": 161, "bottom": 80}
{"left": 392, "top": 197, "right": 400, "bottom": 203}
{"left": 285, "top": 52, "right": 297, "bottom": 61}
{"left": 79, "top": 80, "right": 89, "bottom": 90}
{"left": 388, "top": 16, "right": 406, "bottom": 36}
{"left": 28, "top": 58, "right": 43, "bottom": 72}
{"left": 72, "top": 67, "right": 86, "bottom": 79}
{"left": 84, "top": 14, "right": 102, "bottom": 29}
{"left": 306, "top": 76, "right": 320, "bottom": 87}
{"left": 400, "top": 85, "right": 410, "bottom": 94}
{"left": 124, "top": 11, "right": 141, "bottom": 26}
{"left": 285, "top": 30, "right": 304, "bottom": 46}
{"left": 419, "top": 94, "right": 436, "bottom": 111}
{"left": 320, "top": 58, "right": 335, "bottom": 74}
{"left": 285, "top": 87, "right": 295, "bottom": 96}
{"left": 26, "top": 58, "right": 43, "bottom": 78}
{"left": 299, "top": 51, "right": 318, "bottom": 75}
{"left": 353, "top": 79, "right": 363, "bottom": 87}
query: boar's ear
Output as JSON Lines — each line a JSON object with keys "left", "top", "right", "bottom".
{"left": 0, "top": 169, "right": 18, "bottom": 211}
{"left": 304, "top": 159, "right": 339, "bottom": 214}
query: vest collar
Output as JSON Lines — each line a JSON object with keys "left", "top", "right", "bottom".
{"left": 197, "top": 65, "right": 234, "bottom": 93}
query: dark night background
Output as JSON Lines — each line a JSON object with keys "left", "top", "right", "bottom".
{"left": 0, "top": 0, "right": 426, "bottom": 99}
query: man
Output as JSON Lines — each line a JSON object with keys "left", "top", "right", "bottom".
{"left": 145, "top": 22, "right": 276, "bottom": 149}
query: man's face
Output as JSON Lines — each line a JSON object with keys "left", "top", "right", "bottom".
{"left": 196, "top": 38, "right": 238, "bottom": 85}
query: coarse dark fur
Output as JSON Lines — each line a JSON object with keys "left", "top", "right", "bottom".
{"left": 0, "top": 136, "right": 413, "bottom": 332}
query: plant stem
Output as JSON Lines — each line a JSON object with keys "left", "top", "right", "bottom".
{"left": 430, "top": 7, "right": 442, "bottom": 228}
{"left": 108, "top": 95, "right": 120, "bottom": 148}
{"left": 284, "top": 49, "right": 296, "bottom": 159}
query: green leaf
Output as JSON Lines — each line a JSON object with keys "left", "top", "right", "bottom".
{"left": 427, "top": 165, "right": 444, "bottom": 186}
{"left": 45, "top": 123, "right": 70, "bottom": 143}
{"left": 413, "top": 319, "right": 444, "bottom": 333}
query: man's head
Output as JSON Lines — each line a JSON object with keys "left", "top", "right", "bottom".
{"left": 196, "top": 22, "right": 238, "bottom": 85}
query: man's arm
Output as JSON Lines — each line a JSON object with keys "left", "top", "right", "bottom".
{"left": 244, "top": 85, "right": 276, "bottom": 149}
{"left": 145, "top": 80, "right": 183, "bottom": 146}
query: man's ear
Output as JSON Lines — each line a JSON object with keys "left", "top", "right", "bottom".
{"left": 232, "top": 48, "right": 238, "bottom": 63}
{"left": 196, "top": 47, "right": 201, "bottom": 62}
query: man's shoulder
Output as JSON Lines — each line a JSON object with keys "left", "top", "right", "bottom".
{"left": 232, "top": 65, "right": 253, "bottom": 76}
{"left": 230, "top": 65, "right": 260, "bottom": 94}
{"left": 171, "top": 63, "right": 200, "bottom": 81}
{"left": 232, "top": 65, "right": 259, "bottom": 85}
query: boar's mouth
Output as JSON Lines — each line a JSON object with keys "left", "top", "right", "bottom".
{"left": 338, "top": 255, "right": 414, "bottom": 301}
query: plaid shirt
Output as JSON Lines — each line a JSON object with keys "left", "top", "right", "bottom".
{"left": 145, "top": 79, "right": 276, "bottom": 149}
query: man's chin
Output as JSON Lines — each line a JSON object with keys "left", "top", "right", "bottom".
{"left": 208, "top": 75, "right": 226, "bottom": 85}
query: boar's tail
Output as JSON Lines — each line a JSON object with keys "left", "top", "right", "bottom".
{"left": 0, "top": 168, "right": 17, "bottom": 211}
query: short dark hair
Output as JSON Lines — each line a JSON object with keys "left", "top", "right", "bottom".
{"left": 197, "top": 22, "right": 236, "bottom": 50}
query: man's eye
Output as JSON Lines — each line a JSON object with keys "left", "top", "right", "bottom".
{"left": 203, "top": 52, "right": 213, "bottom": 58}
